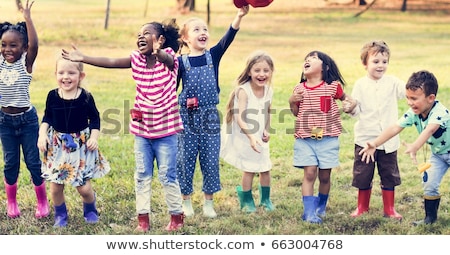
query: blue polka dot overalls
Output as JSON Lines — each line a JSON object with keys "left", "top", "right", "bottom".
{"left": 177, "top": 51, "right": 221, "bottom": 195}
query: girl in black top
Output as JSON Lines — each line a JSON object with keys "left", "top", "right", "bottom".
{"left": 37, "top": 58, "right": 110, "bottom": 227}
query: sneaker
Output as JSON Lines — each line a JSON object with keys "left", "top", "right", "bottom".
{"left": 203, "top": 199, "right": 217, "bottom": 218}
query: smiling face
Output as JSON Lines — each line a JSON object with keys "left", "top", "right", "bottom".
{"left": 56, "top": 59, "right": 85, "bottom": 94}
{"left": 136, "top": 24, "right": 157, "bottom": 55}
{"left": 181, "top": 18, "right": 209, "bottom": 55}
{"left": 248, "top": 60, "right": 273, "bottom": 88}
{"left": 365, "top": 52, "right": 389, "bottom": 80}
{"left": 1, "top": 30, "right": 26, "bottom": 63}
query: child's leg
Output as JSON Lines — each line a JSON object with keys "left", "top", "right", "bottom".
{"left": 378, "top": 150, "right": 402, "bottom": 220}
{"left": 236, "top": 172, "right": 256, "bottom": 213}
{"left": 51, "top": 183, "right": 68, "bottom": 227}
{"left": 198, "top": 131, "right": 220, "bottom": 218}
{"left": 134, "top": 136, "right": 154, "bottom": 231}
{"left": 154, "top": 134, "right": 184, "bottom": 231}
{"left": 77, "top": 180, "right": 98, "bottom": 223}
{"left": 318, "top": 169, "right": 331, "bottom": 195}
{"left": 351, "top": 145, "right": 375, "bottom": 217}
{"left": 242, "top": 172, "right": 255, "bottom": 191}
{"left": 301, "top": 166, "right": 321, "bottom": 223}
{"left": 176, "top": 131, "right": 199, "bottom": 198}
{"left": 302, "top": 166, "right": 318, "bottom": 196}
{"left": 258, "top": 171, "right": 274, "bottom": 211}
{"left": 316, "top": 168, "right": 331, "bottom": 217}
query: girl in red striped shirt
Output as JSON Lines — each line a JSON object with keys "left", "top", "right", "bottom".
{"left": 288, "top": 50, "right": 355, "bottom": 223}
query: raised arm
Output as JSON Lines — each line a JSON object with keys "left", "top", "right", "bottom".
{"left": 231, "top": 5, "right": 249, "bottom": 30}
{"left": 21, "top": 0, "right": 38, "bottom": 73}
{"left": 62, "top": 44, "right": 131, "bottom": 68}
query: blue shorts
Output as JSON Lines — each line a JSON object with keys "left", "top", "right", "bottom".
{"left": 293, "top": 136, "right": 340, "bottom": 169}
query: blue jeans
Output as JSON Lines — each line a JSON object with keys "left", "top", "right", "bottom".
{"left": 134, "top": 134, "right": 182, "bottom": 215}
{"left": 0, "top": 106, "right": 43, "bottom": 185}
{"left": 424, "top": 153, "right": 450, "bottom": 197}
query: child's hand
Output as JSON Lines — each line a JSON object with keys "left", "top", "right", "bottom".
{"left": 61, "top": 44, "right": 84, "bottom": 62}
{"left": 86, "top": 138, "right": 98, "bottom": 151}
{"left": 238, "top": 5, "right": 250, "bottom": 17}
{"left": 289, "top": 86, "right": 305, "bottom": 104}
{"left": 249, "top": 135, "right": 262, "bottom": 153}
{"left": 359, "top": 142, "right": 376, "bottom": 163}
{"left": 262, "top": 130, "right": 270, "bottom": 143}
{"left": 151, "top": 34, "right": 162, "bottom": 55}
{"left": 343, "top": 97, "right": 357, "bottom": 113}
{"left": 19, "top": 0, "right": 34, "bottom": 19}
{"left": 402, "top": 141, "right": 418, "bottom": 164}
{"left": 37, "top": 135, "right": 49, "bottom": 152}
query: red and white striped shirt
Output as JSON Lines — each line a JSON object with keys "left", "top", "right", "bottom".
{"left": 129, "top": 48, "right": 183, "bottom": 139}
{"left": 294, "top": 80, "right": 345, "bottom": 139}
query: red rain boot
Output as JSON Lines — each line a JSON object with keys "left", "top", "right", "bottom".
{"left": 382, "top": 189, "right": 402, "bottom": 220}
{"left": 166, "top": 213, "right": 184, "bottom": 231}
{"left": 136, "top": 213, "right": 150, "bottom": 232}
{"left": 350, "top": 188, "right": 371, "bottom": 217}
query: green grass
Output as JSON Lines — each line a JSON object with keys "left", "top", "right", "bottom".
{"left": 1, "top": 0, "right": 450, "bottom": 235}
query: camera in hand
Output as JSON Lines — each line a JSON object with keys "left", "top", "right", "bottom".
{"left": 130, "top": 108, "right": 143, "bottom": 122}
{"left": 186, "top": 97, "right": 198, "bottom": 109}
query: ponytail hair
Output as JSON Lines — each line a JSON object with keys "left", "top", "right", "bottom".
{"left": 146, "top": 18, "right": 181, "bottom": 52}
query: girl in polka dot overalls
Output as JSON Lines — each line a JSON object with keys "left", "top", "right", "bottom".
{"left": 176, "top": 6, "right": 249, "bottom": 218}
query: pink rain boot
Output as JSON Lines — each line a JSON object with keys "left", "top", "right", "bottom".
{"left": 34, "top": 182, "right": 50, "bottom": 218}
{"left": 4, "top": 179, "right": 20, "bottom": 218}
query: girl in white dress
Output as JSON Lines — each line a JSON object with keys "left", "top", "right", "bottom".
{"left": 221, "top": 50, "right": 275, "bottom": 213}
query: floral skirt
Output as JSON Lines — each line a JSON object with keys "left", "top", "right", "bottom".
{"left": 41, "top": 127, "right": 111, "bottom": 187}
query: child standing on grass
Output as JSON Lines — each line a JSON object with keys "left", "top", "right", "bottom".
{"left": 0, "top": 0, "right": 50, "bottom": 219}
{"left": 62, "top": 19, "right": 185, "bottom": 232}
{"left": 220, "top": 51, "right": 275, "bottom": 213}
{"left": 38, "top": 58, "right": 110, "bottom": 227}
{"left": 360, "top": 70, "right": 450, "bottom": 225}
{"left": 288, "top": 50, "right": 355, "bottom": 224}
{"left": 176, "top": 6, "right": 249, "bottom": 218}
{"left": 345, "top": 40, "right": 405, "bottom": 220}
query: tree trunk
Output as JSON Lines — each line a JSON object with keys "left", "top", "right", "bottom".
{"left": 104, "top": 0, "right": 111, "bottom": 30}
{"left": 401, "top": 0, "right": 407, "bottom": 12}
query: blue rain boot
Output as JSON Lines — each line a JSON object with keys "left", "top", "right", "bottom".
{"left": 83, "top": 198, "right": 99, "bottom": 224}
{"left": 302, "top": 196, "right": 322, "bottom": 224}
{"left": 316, "top": 193, "right": 329, "bottom": 217}
{"left": 54, "top": 203, "right": 68, "bottom": 227}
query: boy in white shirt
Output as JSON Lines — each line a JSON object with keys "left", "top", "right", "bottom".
{"left": 345, "top": 40, "right": 405, "bottom": 220}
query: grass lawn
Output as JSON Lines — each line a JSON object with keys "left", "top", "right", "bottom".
{"left": 1, "top": 0, "right": 450, "bottom": 236}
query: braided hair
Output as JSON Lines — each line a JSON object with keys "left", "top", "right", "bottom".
{"left": 0, "top": 21, "right": 28, "bottom": 46}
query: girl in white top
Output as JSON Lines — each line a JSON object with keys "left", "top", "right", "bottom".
{"left": 221, "top": 50, "right": 274, "bottom": 213}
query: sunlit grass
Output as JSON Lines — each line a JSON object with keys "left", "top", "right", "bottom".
{"left": 1, "top": 0, "right": 450, "bottom": 235}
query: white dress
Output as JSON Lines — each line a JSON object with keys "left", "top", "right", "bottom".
{"left": 220, "top": 82, "right": 273, "bottom": 173}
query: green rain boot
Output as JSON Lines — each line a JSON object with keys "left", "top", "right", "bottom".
{"left": 258, "top": 185, "right": 275, "bottom": 211}
{"left": 236, "top": 186, "right": 256, "bottom": 213}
